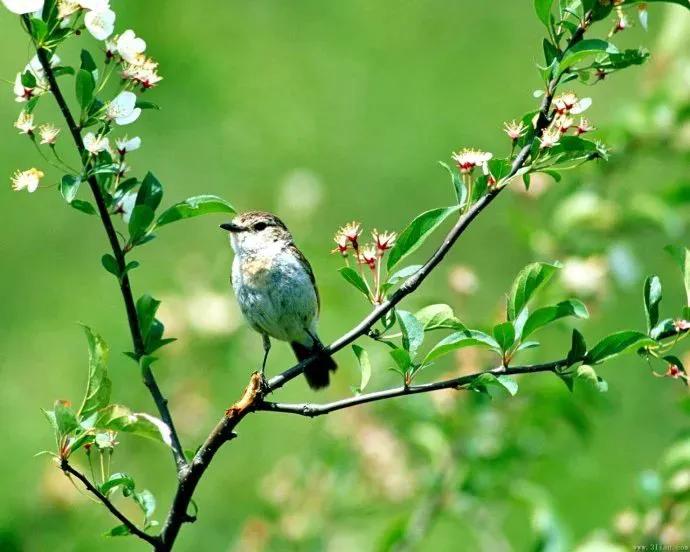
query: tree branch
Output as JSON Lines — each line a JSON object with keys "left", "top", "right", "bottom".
{"left": 29, "top": 26, "right": 187, "bottom": 472}
{"left": 61, "top": 459, "right": 162, "bottom": 549}
{"left": 259, "top": 359, "right": 569, "bottom": 417}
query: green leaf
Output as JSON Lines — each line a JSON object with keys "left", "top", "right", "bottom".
{"left": 623, "top": 0, "right": 689, "bottom": 9}
{"left": 80, "top": 49, "right": 98, "bottom": 77}
{"left": 54, "top": 400, "right": 79, "bottom": 437}
{"left": 492, "top": 322, "right": 515, "bottom": 353}
{"left": 136, "top": 172, "right": 163, "bottom": 212}
{"left": 95, "top": 405, "right": 172, "bottom": 446}
{"left": 567, "top": 329, "right": 587, "bottom": 366}
{"left": 507, "top": 262, "right": 561, "bottom": 321}
{"left": 75, "top": 69, "right": 95, "bottom": 110}
{"left": 469, "top": 373, "right": 519, "bottom": 396}
{"left": 136, "top": 295, "right": 161, "bottom": 340}
{"left": 585, "top": 331, "right": 655, "bottom": 365}
{"left": 664, "top": 245, "right": 690, "bottom": 306}
{"left": 389, "top": 348, "right": 412, "bottom": 373}
{"left": 59, "top": 175, "right": 81, "bottom": 203}
{"left": 651, "top": 318, "right": 675, "bottom": 340}
{"left": 534, "top": 0, "right": 554, "bottom": 28}
{"left": 424, "top": 330, "right": 500, "bottom": 364}
{"left": 339, "top": 267, "right": 370, "bottom": 297}
{"left": 104, "top": 524, "right": 131, "bottom": 538}
{"left": 414, "top": 304, "right": 465, "bottom": 331}
{"left": 385, "top": 265, "right": 422, "bottom": 287}
{"left": 134, "top": 489, "right": 156, "bottom": 524}
{"left": 77, "top": 326, "right": 111, "bottom": 420}
{"left": 135, "top": 100, "right": 160, "bottom": 110}
{"left": 352, "top": 345, "right": 371, "bottom": 393}
{"left": 643, "top": 275, "right": 662, "bottom": 333}
{"left": 29, "top": 17, "right": 48, "bottom": 41}
{"left": 155, "top": 195, "right": 236, "bottom": 228}
{"left": 559, "top": 39, "right": 619, "bottom": 72}
{"left": 70, "top": 199, "right": 97, "bottom": 215}
{"left": 439, "top": 161, "right": 466, "bottom": 206}
{"left": 397, "top": 311, "right": 425, "bottom": 359}
{"left": 99, "top": 472, "right": 135, "bottom": 496}
{"left": 522, "top": 299, "right": 589, "bottom": 339}
{"left": 101, "top": 254, "right": 120, "bottom": 278}
{"left": 128, "top": 205, "right": 155, "bottom": 243}
{"left": 576, "top": 365, "right": 608, "bottom": 393}
{"left": 387, "top": 206, "right": 460, "bottom": 271}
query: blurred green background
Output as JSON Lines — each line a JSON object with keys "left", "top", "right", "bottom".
{"left": 1, "top": 1, "right": 690, "bottom": 550}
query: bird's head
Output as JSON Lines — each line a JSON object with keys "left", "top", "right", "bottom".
{"left": 220, "top": 211, "right": 293, "bottom": 255}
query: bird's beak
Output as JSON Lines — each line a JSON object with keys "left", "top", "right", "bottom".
{"left": 220, "top": 222, "right": 244, "bottom": 233}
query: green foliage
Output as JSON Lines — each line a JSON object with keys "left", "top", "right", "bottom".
{"left": 413, "top": 304, "right": 465, "bottom": 331}
{"left": 643, "top": 275, "right": 663, "bottom": 333}
{"left": 507, "top": 262, "right": 561, "bottom": 321}
{"left": 339, "top": 266, "right": 370, "bottom": 297}
{"left": 584, "top": 331, "right": 655, "bottom": 364}
{"left": 665, "top": 245, "right": 690, "bottom": 305}
{"left": 352, "top": 345, "right": 371, "bottom": 393}
{"left": 155, "top": 195, "right": 236, "bottom": 228}
{"left": 387, "top": 206, "right": 460, "bottom": 271}
{"left": 522, "top": 300, "right": 589, "bottom": 339}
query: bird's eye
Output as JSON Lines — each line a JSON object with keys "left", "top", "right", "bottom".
{"left": 253, "top": 222, "right": 268, "bottom": 231}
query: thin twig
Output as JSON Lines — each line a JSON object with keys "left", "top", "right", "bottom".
{"left": 27, "top": 19, "right": 187, "bottom": 472}
{"left": 61, "top": 459, "right": 162, "bottom": 549}
{"left": 258, "top": 360, "right": 569, "bottom": 417}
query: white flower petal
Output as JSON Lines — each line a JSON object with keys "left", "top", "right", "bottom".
{"left": 1, "top": 0, "right": 44, "bottom": 14}
{"left": 115, "top": 107, "right": 141, "bottom": 126}
{"left": 571, "top": 97, "right": 592, "bottom": 115}
{"left": 84, "top": 8, "right": 115, "bottom": 40}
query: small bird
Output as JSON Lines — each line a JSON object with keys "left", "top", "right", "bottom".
{"left": 221, "top": 211, "right": 337, "bottom": 389}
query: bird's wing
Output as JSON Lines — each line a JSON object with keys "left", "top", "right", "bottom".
{"left": 287, "top": 243, "right": 320, "bottom": 314}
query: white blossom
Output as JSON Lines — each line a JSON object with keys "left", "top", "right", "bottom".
{"left": 1, "top": 0, "right": 44, "bottom": 14}
{"left": 451, "top": 148, "right": 493, "bottom": 174}
{"left": 11, "top": 168, "right": 43, "bottom": 192}
{"left": 115, "top": 30, "right": 146, "bottom": 65}
{"left": 115, "top": 135, "right": 141, "bottom": 155}
{"left": 105, "top": 91, "right": 141, "bottom": 125}
{"left": 83, "top": 131, "right": 110, "bottom": 154}
{"left": 38, "top": 123, "right": 60, "bottom": 144}
{"left": 114, "top": 191, "right": 136, "bottom": 222}
{"left": 14, "top": 111, "right": 35, "bottom": 134}
{"left": 84, "top": 7, "right": 115, "bottom": 40}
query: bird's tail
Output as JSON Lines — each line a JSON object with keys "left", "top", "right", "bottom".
{"left": 290, "top": 340, "right": 337, "bottom": 390}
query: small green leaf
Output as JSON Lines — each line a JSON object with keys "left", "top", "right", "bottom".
{"left": 385, "top": 265, "right": 422, "bottom": 287}
{"left": 136, "top": 295, "right": 161, "bottom": 340}
{"left": 492, "top": 322, "right": 515, "bottom": 353}
{"left": 128, "top": 205, "right": 155, "bottom": 242}
{"left": 339, "top": 267, "right": 370, "bottom": 297}
{"left": 559, "top": 39, "right": 619, "bottom": 72}
{"left": 101, "top": 254, "right": 120, "bottom": 278}
{"left": 136, "top": 172, "right": 163, "bottom": 212}
{"left": 155, "top": 195, "right": 235, "bottom": 228}
{"left": 664, "top": 245, "right": 690, "bottom": 306}
{"left": 99, "top": 472, "right": 135, "bottom": 496}
{"left": 534, "top": 0, "right": 554, "bottom": 28}
{"left": 521, "top": 299, "right": 589, "bottom": 339}
{"left": 60, "top": 175, "right": 81, "bottom": 203}
{"left": 567, "top": 329, "right": 587, "bottom": 366}
{"left": 389, "top": 348, "right": 412, "bottom": 373}
{"left": 585, "top": 331, "right": 655, "bottom": 364}
{"left": 643, "top": 275, "right": 662, "bottom": 333}
{"left": 469, "top": 373, "right": 518, "bottom": 396}
{"left": 507, "top": 262, "right": 561, "bottom": 321}
{"left": 424, "top": 330, "right": 500, "bottom": 364}
{"left": 70, "top": 199, "right": 97, "bottom": 215}
{"left": 352, "top": 345, "right": 371, "bottom": 393}
{"left": 136, "top": 100, "right": 160, "bottom": 110}
{"left": 397, "top": 311, "right": 425, "bottom": 359}
{"left": 576, "top": 365, "right": 608, "bottom": 393}
{"left": 387, "top": 206, "right": 460, "bottom": 271}
{"left": 75, "top": 69, "right": 95, "bottom": 110}
{"left": 439, "top": 161, "right": 466, "bottom": 206}
{"left": 29, "top": 17, "right": 48, "bottom": 41}
{"left": 95, "top": 405, "right": 172, "bottom": 447}
{"left": 414, "top": 304, "right": 465, "bottom": 331}
{"left": 80, "top": 49, "right": 98, "bottom": 75}
{"left": 104, "top": 524, "right": 131, "bottom": 538}
{"left": 77, "top": 326, "right": 111, "bottom": 420}
{"left": 54, "top": 400, "right": 78, "bottom": 437}
{"left": 134, "top": 489, "right": 156, "bottom": 524}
